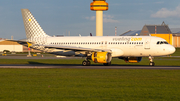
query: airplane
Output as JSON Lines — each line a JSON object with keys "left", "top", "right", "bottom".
{"left": 14, "top": 9, "right": 176, "bottom": 66}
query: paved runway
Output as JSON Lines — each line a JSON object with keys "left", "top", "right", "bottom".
{"left": 0, "top": 64, "right": 180, "bottom": 69}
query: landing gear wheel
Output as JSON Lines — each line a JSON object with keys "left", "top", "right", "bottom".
{"left": 82, "top": 60, "right": 91, "bottom": 66}
{"left": 149, "top": 56, "right": 155, "bottom": 66}
{"left": 87, "top": 61, "right": 91, "bottom": 66}
{"left": 149, "top": 62, "right": 155, "bottom": 66}
{"left": 82, "top": 60, "right": 87, "bottom": 66}
{"left": 103, "top": 62, "right": 111, "bottom": 66}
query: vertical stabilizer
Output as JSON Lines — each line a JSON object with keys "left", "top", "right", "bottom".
{"left": 21, "top": 9, "right": 49, "bottom": 39}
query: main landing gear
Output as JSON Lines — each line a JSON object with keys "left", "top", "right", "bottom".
{"left": 82, "top": 56, "right": 91, "bottom": 66}
{"left": 149, "top": 56, "right": 155, "bottom": 66}
{"left": 82, "top": 60, "right": 91, "bottom": 66}
{"left": 82, "top": 57, "right": 111, "bottom": 66}
{"left": 82, "top": 60, "right": 111, "bottom": 66}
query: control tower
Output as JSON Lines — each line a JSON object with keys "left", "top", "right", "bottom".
{"left": 90, "top": 0, "right": 108, "bottom": 36}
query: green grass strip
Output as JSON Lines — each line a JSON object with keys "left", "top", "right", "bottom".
{"left": 0, "top": 69, "right": 180, "bottom": 101}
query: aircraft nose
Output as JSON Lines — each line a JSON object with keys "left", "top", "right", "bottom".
{"left": 169, "top": 46, "right": 176, "bottom": 54}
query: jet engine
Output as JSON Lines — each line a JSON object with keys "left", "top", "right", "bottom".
{"left": 91, "top": 52, "right": 112, "bottom": 63}
{"left": 119, "top": 57, "right": 142, "bottom": 63}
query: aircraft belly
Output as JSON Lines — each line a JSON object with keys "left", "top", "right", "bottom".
{"left": 111, "top": 48, "right": 124, "bottom": 57}
{"left": 51, "top": 50, "right": 75, "bottom": 56}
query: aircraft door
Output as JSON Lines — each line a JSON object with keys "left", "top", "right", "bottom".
{"left": 144, "top": 38, "right": 151, "bottom": 49}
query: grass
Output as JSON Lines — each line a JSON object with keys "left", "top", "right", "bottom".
{"left": 172, "top": 48, "right": 180, "bottom": 56}
{"left": 0, "top": 69, "right": 180, "bottom": 101}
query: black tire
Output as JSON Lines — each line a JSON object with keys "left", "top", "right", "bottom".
{"left": 149, "top": 62, "right": 155, "bottom": 66}
{"left": 87, "top": 61, "right": 91, "bottom": 66}
{"left": 82, "top": 60, "right": 87, "bottom": 66}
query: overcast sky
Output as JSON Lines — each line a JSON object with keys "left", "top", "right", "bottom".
{"left": 0, "top": 0, "right": 180, "bottom": 39}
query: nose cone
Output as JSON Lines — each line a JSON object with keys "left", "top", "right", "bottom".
{"left": 169, "top": 46, "right": 176, "bottom": 54}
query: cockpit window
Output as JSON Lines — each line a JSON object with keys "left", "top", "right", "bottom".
{"left": 157, "top": 41, "right": 169, "bottom": 45}
{"left": 164, "top": 41, "right": 168, "bottom": 44}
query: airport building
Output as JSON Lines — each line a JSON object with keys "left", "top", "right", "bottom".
{"left": 0, "top": 40, "right": 23, "bottom": 52}
{"left": 140, "top": 22, "right": 173, "bottom": 45}
{"left": 0, "top": 39, "right": 40, "bottom": 52}
{"left": 121, "top": 22, "right": 180, "bottom": 47}
{"left": 171, "top": 29, "right": 180, "bottom": 47}
{"left": 121, "top": 30, "right": 141, "bottom": 36}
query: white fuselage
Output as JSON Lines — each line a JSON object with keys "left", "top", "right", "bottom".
{"left": 32, "top": 36, "right": 175, "bottom": 57}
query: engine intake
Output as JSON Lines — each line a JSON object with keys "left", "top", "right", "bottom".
{"left": 91, "top": 52, "right": 112, "bottom": 63}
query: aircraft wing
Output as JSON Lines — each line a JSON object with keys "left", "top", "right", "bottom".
{"left": 44, "top": 45, "right": 111, "bottom": 52}
{"left": 7, "top": 39, "right": 33, "bottom": 45}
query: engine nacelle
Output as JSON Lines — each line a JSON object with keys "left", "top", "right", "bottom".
{"left": 91, "top": 52, "right": 112, "bottom": 63}
{"left": 119, "top": 57, "right": 142, "bottom": 63}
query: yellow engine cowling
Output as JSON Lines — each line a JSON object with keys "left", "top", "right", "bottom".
{"left": 91, "top": 52, "right": 112, "bottom": 63}
{"left": 119, "top": 57, "right": 142, "bottom": 63}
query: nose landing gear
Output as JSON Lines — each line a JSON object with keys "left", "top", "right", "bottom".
{"left": 149, "top": 56, "right": 155, "bottom": 66}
